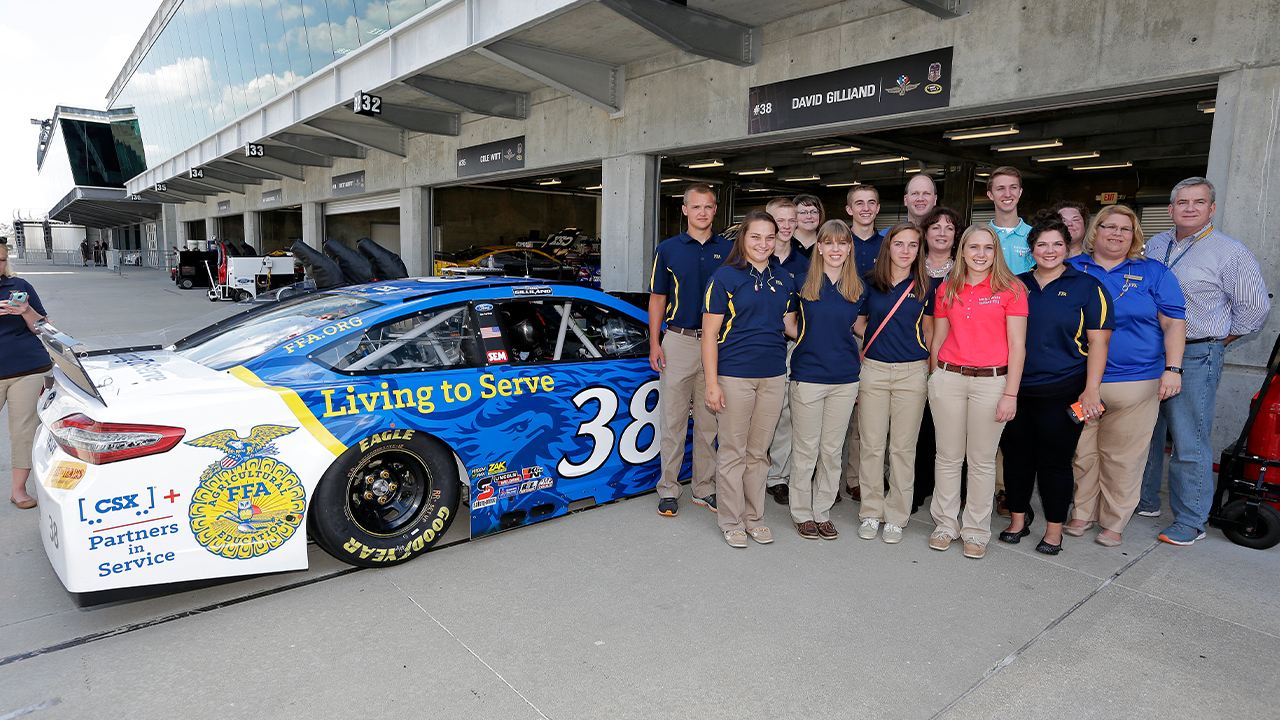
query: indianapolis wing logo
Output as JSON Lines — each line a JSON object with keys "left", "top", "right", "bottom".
{"left": 186, "top": 425, "right": 306, "bottom": 560}
{"left": 884, "top": 74, "right": 920, "bottom": 96}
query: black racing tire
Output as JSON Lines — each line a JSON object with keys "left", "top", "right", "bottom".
{"left": 310, "top": 430, "right": 460, "bottom": 567}
{"left": 1221, "top": 499, "right": 1280, "bottom": 550}
{"left": 179, "top": 278, "right": 194, "bottom": 289}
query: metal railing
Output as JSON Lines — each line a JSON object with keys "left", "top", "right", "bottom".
{"left": 11, "top": 247, "right": 169, "bottom": 271}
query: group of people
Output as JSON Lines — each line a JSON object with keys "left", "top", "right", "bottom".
{"left": 79, "top": 238, "right": 109, "bottom": 267}
{"left": 649, "top": 170, "right": 1270, "bottom": 557}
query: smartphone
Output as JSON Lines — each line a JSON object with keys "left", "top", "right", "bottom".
{"left": 1068, "top": 400, "right": 1107, "bottom": 424}
{"left": 7, "top": 291, "right": 27, "bottom": 307}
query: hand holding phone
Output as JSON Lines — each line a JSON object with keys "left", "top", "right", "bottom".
{"left": 6, "top": 291, "right": 27, "bottom": 308}
{"left": 1068, "top": 399, "right": 1107, "bottom": 424}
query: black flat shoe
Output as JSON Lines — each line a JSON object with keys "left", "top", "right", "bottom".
{"left": 998, "top": 508, "right": 1034, "bottom": 544}
{"left": 1035, "top": 537, "right": 1063, "bottom": 555}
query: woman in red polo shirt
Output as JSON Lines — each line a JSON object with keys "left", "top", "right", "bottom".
{"left": 927, "top": 225, "right": 1028, "bottom": 559}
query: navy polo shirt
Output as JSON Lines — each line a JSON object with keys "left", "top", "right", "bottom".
{"left": 0, "top": 276, "right": 51, "bottom": 379}
{"left": 776, "top": 244, "right": 812, "bottom": 281}
{"left": 791, "top": 274, "right": 867, "bottom": 384}
{"left": 704, "top": 261, "right": 796, "bottom": 378}
{"left": 853, "top": 229, "right": 884, "bottom": 277}
{"left": 860, "top": 276, "right": 934, "bottom": 363}
{"left": 1070, "top": 255, "right": 1186, "bottom": 382}
{"left": 791, "top": 237, "right": 814, "bottom": 259}
{"left": 648, "top": 231, "right": 733, "bottom": 330}
{"left": 1018, "top": 265, "right": 1115, "bottom": 389}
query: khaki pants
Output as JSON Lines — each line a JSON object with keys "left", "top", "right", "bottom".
{"left": 857, "top": 359, "right": 928, "bottom": 527}
{"left": 788, "top": 380, "right": 859, "bottom": 524}
{"left": 928, "top": 370, "right": 1007, "bottom": 544}
{"left": 841, "top": 405, "right": 861, "bottom": 489}
{"left": 715, "top": 375, "right": 786, "bottom": 532}
{"left": 766, "top": 341, "right": 797, "bottom": 487}
{"left": 1073, "top": 379, "right": 1160, "bottom": 533}
{"left": 656, "top": 332, "right": 717, "bottom": 500}
{"left": 1, "top": 373, "right": 45, "bottom": 469}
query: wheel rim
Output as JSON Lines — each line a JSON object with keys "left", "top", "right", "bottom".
{"left": 346, "top": 451, "right": 430, "bottom": 536}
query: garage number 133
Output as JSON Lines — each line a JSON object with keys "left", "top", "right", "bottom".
{"left": 556, "top": 380, "right": 660, "bottom": 478}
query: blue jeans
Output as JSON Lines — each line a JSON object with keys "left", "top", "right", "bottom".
{"left": 1139, "top": 340, "right": 1224, "bottom": 530}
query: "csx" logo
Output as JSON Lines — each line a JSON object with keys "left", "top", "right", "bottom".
{"left": 79, "top": 487, "right": 156, "bottom": 525}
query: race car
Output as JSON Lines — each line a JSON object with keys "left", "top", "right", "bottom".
{"left": 432, "top": 246, "right": 571, "bottom": 281}
{"left": 32, "top": 278, "right": 670, "bottom": 602}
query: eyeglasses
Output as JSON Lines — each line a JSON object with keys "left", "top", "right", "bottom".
{"left": 797, "top": 209, "right": 820, "bottom": 216}
{"left": 1098, "top": 223, "right": 1134, "bottom": 235}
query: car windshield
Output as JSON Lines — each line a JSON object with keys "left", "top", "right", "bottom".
{"left": 176, "top": 293, "right": 384, "bottom": 371}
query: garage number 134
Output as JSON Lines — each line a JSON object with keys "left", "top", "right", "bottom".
{"left": 556, "top": 380, "right": 660, "bottom": 478}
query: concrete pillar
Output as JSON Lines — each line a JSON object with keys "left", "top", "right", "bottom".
{"left": 399, "top": 186, "right": 433, "bottom": 277}
{"left": 601, "top": 154, "right": 658, "bottom": 292}
{"left": 1200, "top": 66, "right": 1280, "bottom": 452}
{"left": 243, "top": 210, "right": 262, "bottom": 252}
{"left": 942, "top": 162, "right": 976, "bottom": 227}
{"left": 301, "top": 201, "right": 324, "bottom": 251}
{"left": 204, "top": 217, "right": 218, "bottom": 249}
{"left": 160, "top": 204, "right": 181, "bottom": 268}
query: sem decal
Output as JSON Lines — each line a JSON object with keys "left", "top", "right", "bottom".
{"left": 186, "top": 425, "right": 306, "bottom": 560}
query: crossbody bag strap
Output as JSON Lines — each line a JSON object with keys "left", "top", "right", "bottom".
{"left": 860, "top": 283, "right": 915, "bottom": 361}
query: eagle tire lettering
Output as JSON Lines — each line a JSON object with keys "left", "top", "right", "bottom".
{"left": 311, "top": 431, "right": 459, "bottom": 568}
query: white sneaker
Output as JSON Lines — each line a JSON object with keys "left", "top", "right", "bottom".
{"left": 1136, "top": 509, "right": 1161, "bottom": 518}
{"left": 858, "top": 518, "right": 881, "bottom": 540}
{"left": 882, "top": 523, "right": 903, "bottom": 544}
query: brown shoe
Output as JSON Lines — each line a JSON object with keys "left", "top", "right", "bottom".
{"left": 963, "top": 539, "right": 987, "bottom": 559}
{"left": 10, "top": 497, "right": 37, "bottom": 510}
{"left": 816, "top": 521, "right": 838, "bottom": 540}
{"left": 795, "top": 520, "right": 820, "bottom": 539}
{"left": 929, "top": 531, "right": 954, "bottom": 551}
{"left": 995, "top": 491, "right": 1011, "bottom": 517}
{"left": 747, "top": 526, "right": 774, "bottom": 544}
{"left": 847, "top": 485, "right": 861, "bottom": 501}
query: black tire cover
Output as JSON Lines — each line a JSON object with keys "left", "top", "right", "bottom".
{"left": 324, "top": 239, "right": 375, "bottom": 285}
{"left": 357, "top": 237, "right": 409, "bottom": 280}
{"left": 289, "top": 240, "right": 347, "bottom": 288}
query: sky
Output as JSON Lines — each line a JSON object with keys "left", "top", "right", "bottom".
{"left": 0, "top": 1, "right": 156, "bottom": 226}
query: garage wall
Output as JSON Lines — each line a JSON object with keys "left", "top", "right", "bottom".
{"left": 325, "top": 208, "right": 400, "bottom": 249}
{"left": 434, "top": 186, "right": 598, "bottom": 252}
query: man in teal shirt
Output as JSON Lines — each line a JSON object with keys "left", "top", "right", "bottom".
{"left": 986, "top": 166, "right": 1033, "bottom": 274}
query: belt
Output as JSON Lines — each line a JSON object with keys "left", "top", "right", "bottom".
{"left": 666, "top": 325, "right": 702, "bottom": 339}
{"left": 1185, "top": 337, "right": 1223, "bottom": 345}
{"left": 939, "top": 361, "right": 1008, "bottom": 377}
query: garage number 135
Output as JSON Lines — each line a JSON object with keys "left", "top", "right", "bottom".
{"left": 556, "top": 380, "right": 660, "bottom": 478}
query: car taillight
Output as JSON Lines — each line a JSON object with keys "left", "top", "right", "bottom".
{"left": 49, "top": 414, "right": 185, "bottom": 465}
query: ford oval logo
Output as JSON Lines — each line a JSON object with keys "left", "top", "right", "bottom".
{"left": 475, "top": 303, "right": 494, "bottom": 312}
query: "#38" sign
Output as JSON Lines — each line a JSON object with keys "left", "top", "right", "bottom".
{"left": 749, "top": 47, "right": 953, "bottom": 134}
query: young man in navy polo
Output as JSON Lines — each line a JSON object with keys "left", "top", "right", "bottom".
{"left": 846, "top": 185, "right": 884, "bottom": 276}
{"left": 649, "top": 184, "right": 734, "bottom": 516}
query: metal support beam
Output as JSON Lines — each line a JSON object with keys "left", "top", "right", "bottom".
{"left": 274, "top": 132, "right": 367, "bottom": 159}
{"left": 305, "top": 117, "right": 407, "bottom": 157}
{"left": 400, "top": 75, "right": 529, "bottom": 119}
{"left": 223, "top": 156, "right": 307, "bottom": 181}
{"left": 259, "top": 143, "right": 332, "bottom": 167}
{"left": 208, "top": 160, "right": 283, "bottom": 181}
{"left": 478, "top": 40, "right": 624, "bottom": 114}
{"left": 898, "top": 0, "right": 970, "bottom": 20}
{"left": 181, "top": 176, "right": 246, "bottom": 195}
{"left": 356, "top": 102, "right": 460, "bottom": 137}
{"left": 135, "top": 190, "right": 190, "bottom": 204}
{"left": 199, "top": 166, "right": 262, "bottom": 185}
{"left": 599, "top": 0, "right": 760, "bottom": 67}
{"left": 164, "top": 178, "right": 220, "bottom": 197}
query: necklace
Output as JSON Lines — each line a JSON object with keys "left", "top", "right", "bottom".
{"left": 926, "top": 256, "right": 953, "bottom": 278}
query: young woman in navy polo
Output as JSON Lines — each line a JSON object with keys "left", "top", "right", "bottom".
{"left": 855, "top": 222, "right": 933, "bottom": 544}
{"left": 703, "top": 210, "right": 798, "bottom": 548}
{"left": 787, "top": 220, "right": 865, "bottom": 540}
{"left": 998, "top": 220, "right": 1113, "bottom": 555}
{"left": 0, "top": 244, "right": 52, "bottom": 509}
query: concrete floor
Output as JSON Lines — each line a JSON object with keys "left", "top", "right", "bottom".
{"left": 2, "top": 264, "right": 1277, "bottom": 719}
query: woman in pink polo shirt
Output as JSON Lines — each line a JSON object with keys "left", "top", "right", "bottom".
{"left": 927, "top": 225, "right": 1028, "bottom": 559}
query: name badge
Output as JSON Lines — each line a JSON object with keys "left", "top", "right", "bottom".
{"left": 1123, "top": 274, "right": 1143, "bottom": 281}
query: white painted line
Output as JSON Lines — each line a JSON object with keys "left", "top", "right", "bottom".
{"left": 0, "top": 698, "right": 62, "bottom": 720}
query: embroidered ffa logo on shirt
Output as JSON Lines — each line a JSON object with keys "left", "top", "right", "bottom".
{"left": 713, "top": 254, "right": 722, "bottom": 259}
{"left": 1058, "top": 291, "right": 1068, "bottom": 296}
{"left": 978, "top": 296, "right": 1002, "bottom": 305}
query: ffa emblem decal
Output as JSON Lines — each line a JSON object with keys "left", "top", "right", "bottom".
{"left": 928, "top": 62, "right": 942, "bottom": 82}
{"left": 885, "top": 75, "right": 920, "bottom": 96}
{"left": 187, "top": 425, "right": 306, "bottom": 560}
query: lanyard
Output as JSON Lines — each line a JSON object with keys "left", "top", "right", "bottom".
{"left": 1162, "top": 225, "right": 1212, "bottom": 270}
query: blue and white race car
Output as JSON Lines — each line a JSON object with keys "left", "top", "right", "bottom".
{"left": 32, "top": 278, "right": 674, "bottom": 600}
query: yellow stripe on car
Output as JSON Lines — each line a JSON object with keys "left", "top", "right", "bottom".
{"left": 228, "top": 366, "right": 348, "bottom": 456}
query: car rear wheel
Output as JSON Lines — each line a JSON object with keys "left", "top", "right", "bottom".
{"left": 310, "top": 430, "right": 460, "bottom": 567}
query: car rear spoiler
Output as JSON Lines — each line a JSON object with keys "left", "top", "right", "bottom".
{"left": 36, "top": 320, "right": 114, "bottom": 406}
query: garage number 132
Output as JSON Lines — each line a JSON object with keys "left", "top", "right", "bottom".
{"left": 556, "top": 380, "right": 660, "bottom": 478}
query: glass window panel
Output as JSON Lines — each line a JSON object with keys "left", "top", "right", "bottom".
{"left": 354, "top": 1, "right": 390, "bottom": 44}
{"left": 326, "top": 1, "right": 359, "bottom": 59}
{"left": 214, "top": 0, "right": 251, "bottom": 117}
{"left": 300, "top": 1, "right": 335, "bottom": 71}
{"left": 247, "top": 0, "right": 282, "bottom": 96}
{"left": 173, "top": 3, "right": 214, "bottom": 148}
{"left": 190, "top": 0, "right": 234, "bottom": 128}
{"left": 275, "top": 0, "right": 314, "bottom": 80}
{"left": 388, "top": 0, "right": 426, "bottom": 26}
{"left": 235, "top": 0, "right": 270, "bottom": 107}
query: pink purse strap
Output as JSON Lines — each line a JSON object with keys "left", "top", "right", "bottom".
{"left": 860, "top": 283, "right": 915, "bottom": 361}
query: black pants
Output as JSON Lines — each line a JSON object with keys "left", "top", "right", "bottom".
{"left": 999, "top": 385, "right": 1083, "bottom": 524}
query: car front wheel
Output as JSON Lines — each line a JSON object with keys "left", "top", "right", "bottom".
{"left": 310, "top": 430, "right": 460, "bottom": 567}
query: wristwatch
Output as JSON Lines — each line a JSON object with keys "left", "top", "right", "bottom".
{"left": 1165, "top": 366, "right": 1183, "bottom": 374}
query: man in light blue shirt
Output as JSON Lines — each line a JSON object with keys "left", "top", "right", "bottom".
{"left": 986, "top": 166, "right": 1034, "bottom": 274}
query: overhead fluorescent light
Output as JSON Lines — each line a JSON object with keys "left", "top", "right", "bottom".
{"left": 731, "top": 168, "right": 773, "bottom": 176}
{"left": 1071, "top": 161, "right": 1134, "bottom": 171}
{"left": 683, "top": 159, "right": 724, "bottom": 169}
{"left": 859, "top": 155, "right": 909, "bottom": 165}
{"left": 975, "top": 172, "right": 990, "bottom": 178}
{"left": 743, "top": 187, "right": 776, "bottom": 192}
{"left": 992, "top": 138, "right": 1063, "bottom": 152}
{"left": 943, "top": 124, "right": 1019, "bottom": 140}
{"left": 583, "top": 184, "right": 602, "bottom": 190}
{"left": 1197, "top": 100, "right": 1216, "bottom": 114}
{"left": 783, "top": 175, "right": 820, "bottom": 182}
{"left": 822, "top": 181, "right": 860, "bottom": 187}
{"left": 535, "top": 178, "right": 562, "bottom": 186}
{"left": 661, "top": 177, "right": 683, "bottom": 183}
{"left": 904, "top": 167, "right": 923, "bottom": 174}
{"left": 804, "top": 144, "right": 860, "bottom": 156}
{"left": 1033, "top": 151, "right": 1100, "bottom": 163}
